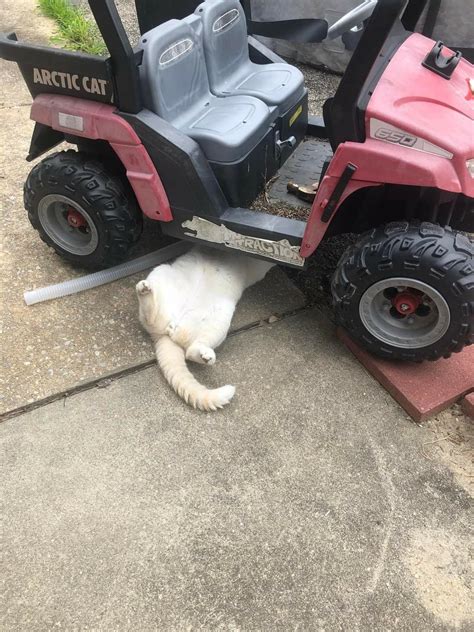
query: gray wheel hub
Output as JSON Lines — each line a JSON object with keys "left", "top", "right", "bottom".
{"left": 37, "top": 194, "right": 99, "bottom": 256}
{"left": 359, "top": 277, "right": 451, "bottom": 349}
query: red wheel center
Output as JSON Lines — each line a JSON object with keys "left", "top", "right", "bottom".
{"left": 66, "top": 208, "right": 87, "bottom": 229}
{"left": 392, "top": 291, "right": 422, "bottom": 315}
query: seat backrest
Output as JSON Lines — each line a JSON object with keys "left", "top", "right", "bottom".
{"left": 139, "top": 15, "right": 211, "bottom": 125}
{"left": 196, "top": 0, "right": 250, "bottom": 93}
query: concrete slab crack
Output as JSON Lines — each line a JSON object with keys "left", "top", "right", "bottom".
{"left": 366, "top": 436, "right": 397, "bottom": 594}
{"left": 0, "top": 305, "right": 311, "bottom": 422}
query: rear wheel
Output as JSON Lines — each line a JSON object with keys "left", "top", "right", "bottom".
{"left": 24, "top": 150, "right": 143, "bottom": 268}
{"left": 331, "top": 222, "right": 474, "bottom": 361}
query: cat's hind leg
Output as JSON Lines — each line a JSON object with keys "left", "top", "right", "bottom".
{"left": 185, "top": 312, "right": 233, "bottom": 366}
{"left": 136, "top": 280, "right": 152, "bottom": 295}
{"left": 136, "top": 280, "right": 157, "bottom": 329}
{"left": 166, "top": 321, "right": 178, "bottom": 337}
{"left": 186, "top": 342, "right": 216, "bottom": 366}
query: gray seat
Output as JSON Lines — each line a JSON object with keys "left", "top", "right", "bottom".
{"left": 196, "top": 0, "right": 305, "bottom": 114}
{"left": 138, "top": 15, "right": 276, "bottom": 164}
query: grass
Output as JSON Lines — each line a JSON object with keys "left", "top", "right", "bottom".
{"left": 38, "top": 0, "right": 107, "bottom": 55}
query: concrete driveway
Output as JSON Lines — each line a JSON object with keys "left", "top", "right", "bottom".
{"left": 2, "top": 310, "right": 473, "bottom": 631}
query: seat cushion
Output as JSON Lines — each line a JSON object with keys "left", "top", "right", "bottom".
{"left": 231, "top": 63, "right": 305, "bottom": 114}
{"left": 181, "top": 94, "right": 276, "bottom": 163}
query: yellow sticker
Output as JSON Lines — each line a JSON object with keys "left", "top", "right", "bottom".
{"left": 289, "top": 105, "right": 303, "bottom": 127}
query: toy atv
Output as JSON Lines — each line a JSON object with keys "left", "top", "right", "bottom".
{"left": 1, "top": 0, "right": 472, "bottom": 361}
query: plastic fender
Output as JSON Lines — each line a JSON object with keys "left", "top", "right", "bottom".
{"left": 30, "top": 94, "right": 172, "bottom": 222}
{"left": 301, "top": 138, "right": 470, "bottom": 258}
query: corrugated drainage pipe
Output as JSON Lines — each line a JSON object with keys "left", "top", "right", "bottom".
{"left": 24, "top": 241, "right": 191, "bottom": 306}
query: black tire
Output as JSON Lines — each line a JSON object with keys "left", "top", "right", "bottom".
{"left": 332, "top": 222, "right": 474, "bottom": 361}
{"left": 24, "top": 150, "right": 143, "bottom": 268}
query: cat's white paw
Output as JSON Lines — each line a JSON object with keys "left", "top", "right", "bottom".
{"left": 166, "top": 322, "right": 177, "bottom": 336}
{"left": 200, "top": 348, "right": 216, "bottom": 365}
{"left": 136, "top": 280, "right": 152, "bottom": 295}
{"left": 186, "top": 343, "right": 216, "bottom": 365}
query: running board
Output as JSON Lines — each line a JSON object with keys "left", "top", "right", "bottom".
{"left": 161, "top": 208, "right": 307, "bottom": 268}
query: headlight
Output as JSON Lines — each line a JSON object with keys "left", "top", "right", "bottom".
{"left": 467, "top": 159, "right": 474, "bottom": 179}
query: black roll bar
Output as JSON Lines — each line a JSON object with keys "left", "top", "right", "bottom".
{"left": 135, "top": 0, "right": 200, "bottom": 33}
{"left": 401, "top": 0, "right": 431, "bottom": 31}
{"left": 326, "top": 0, "right": 429, "bottom": 149}
{"left": 88, "top": 0, "right": 142, "bottom": 113}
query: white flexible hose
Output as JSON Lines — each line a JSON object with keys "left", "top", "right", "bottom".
{"left": 327, "top": 0, "right": 377, "bottom": 39}
{"left": 24, "top": 241, "right": 191, "bottom": 306}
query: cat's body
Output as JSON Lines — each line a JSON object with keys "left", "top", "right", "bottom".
{"left": 136, "top": 246, "right": 273, "bottom": 411}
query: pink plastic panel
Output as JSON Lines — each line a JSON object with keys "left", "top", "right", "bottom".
{"left": 367, "top": 33, "right": 474, "bottom": 197}
{"left": 301, "top": 172, "right": 378, "bottom": 257}
{"left": 30, "top": 94, "right": 172, "bottom": 221}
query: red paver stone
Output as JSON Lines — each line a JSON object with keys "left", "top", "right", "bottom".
{"left": 462, "top": 392, "right": 474, "bottom": 420}
{"left": 337, "top": 329, "right": 474, "bottom": 422}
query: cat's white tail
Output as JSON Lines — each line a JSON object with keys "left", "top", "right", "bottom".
{"left": 155, "top": 336, "right": 235, "bottom": 412}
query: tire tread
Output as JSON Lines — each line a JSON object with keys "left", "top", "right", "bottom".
{"left": 24, "top": 150, "right": 142, "bottom": 268}
{"left": 332, "top": 222, "right": 474, "bottom": 361}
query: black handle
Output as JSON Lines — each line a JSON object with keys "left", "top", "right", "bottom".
{"left": 246, "top": 19, "right": 328, "bottom": 44}
{"left": 0, "top": 31, "right": 19, "bottom": 61}
{"left": 422, "top": 40, "right": 462, "bottom": 79}
{"left": 88, "top": 0, "right": 141, "bottom": 113}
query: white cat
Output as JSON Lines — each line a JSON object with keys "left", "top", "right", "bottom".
{"left": 136, "top": 246, "right": 274, "bottom": 411}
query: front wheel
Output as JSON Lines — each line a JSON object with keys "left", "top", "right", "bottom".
{"left": 331, "top": 222, "right": 474, "bottom": 361}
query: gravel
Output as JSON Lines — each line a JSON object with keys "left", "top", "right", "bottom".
{"left": 113, "top": 0, "right": 141, "bottom": 45}
{"left": 293, "top": 61, "right": 341, "bottom": 116}
{"left": 286, "top": 234, "right": 357, "bottom": 315}
{"left": 251, "top": 190, "right": 311, "bottom": 221}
